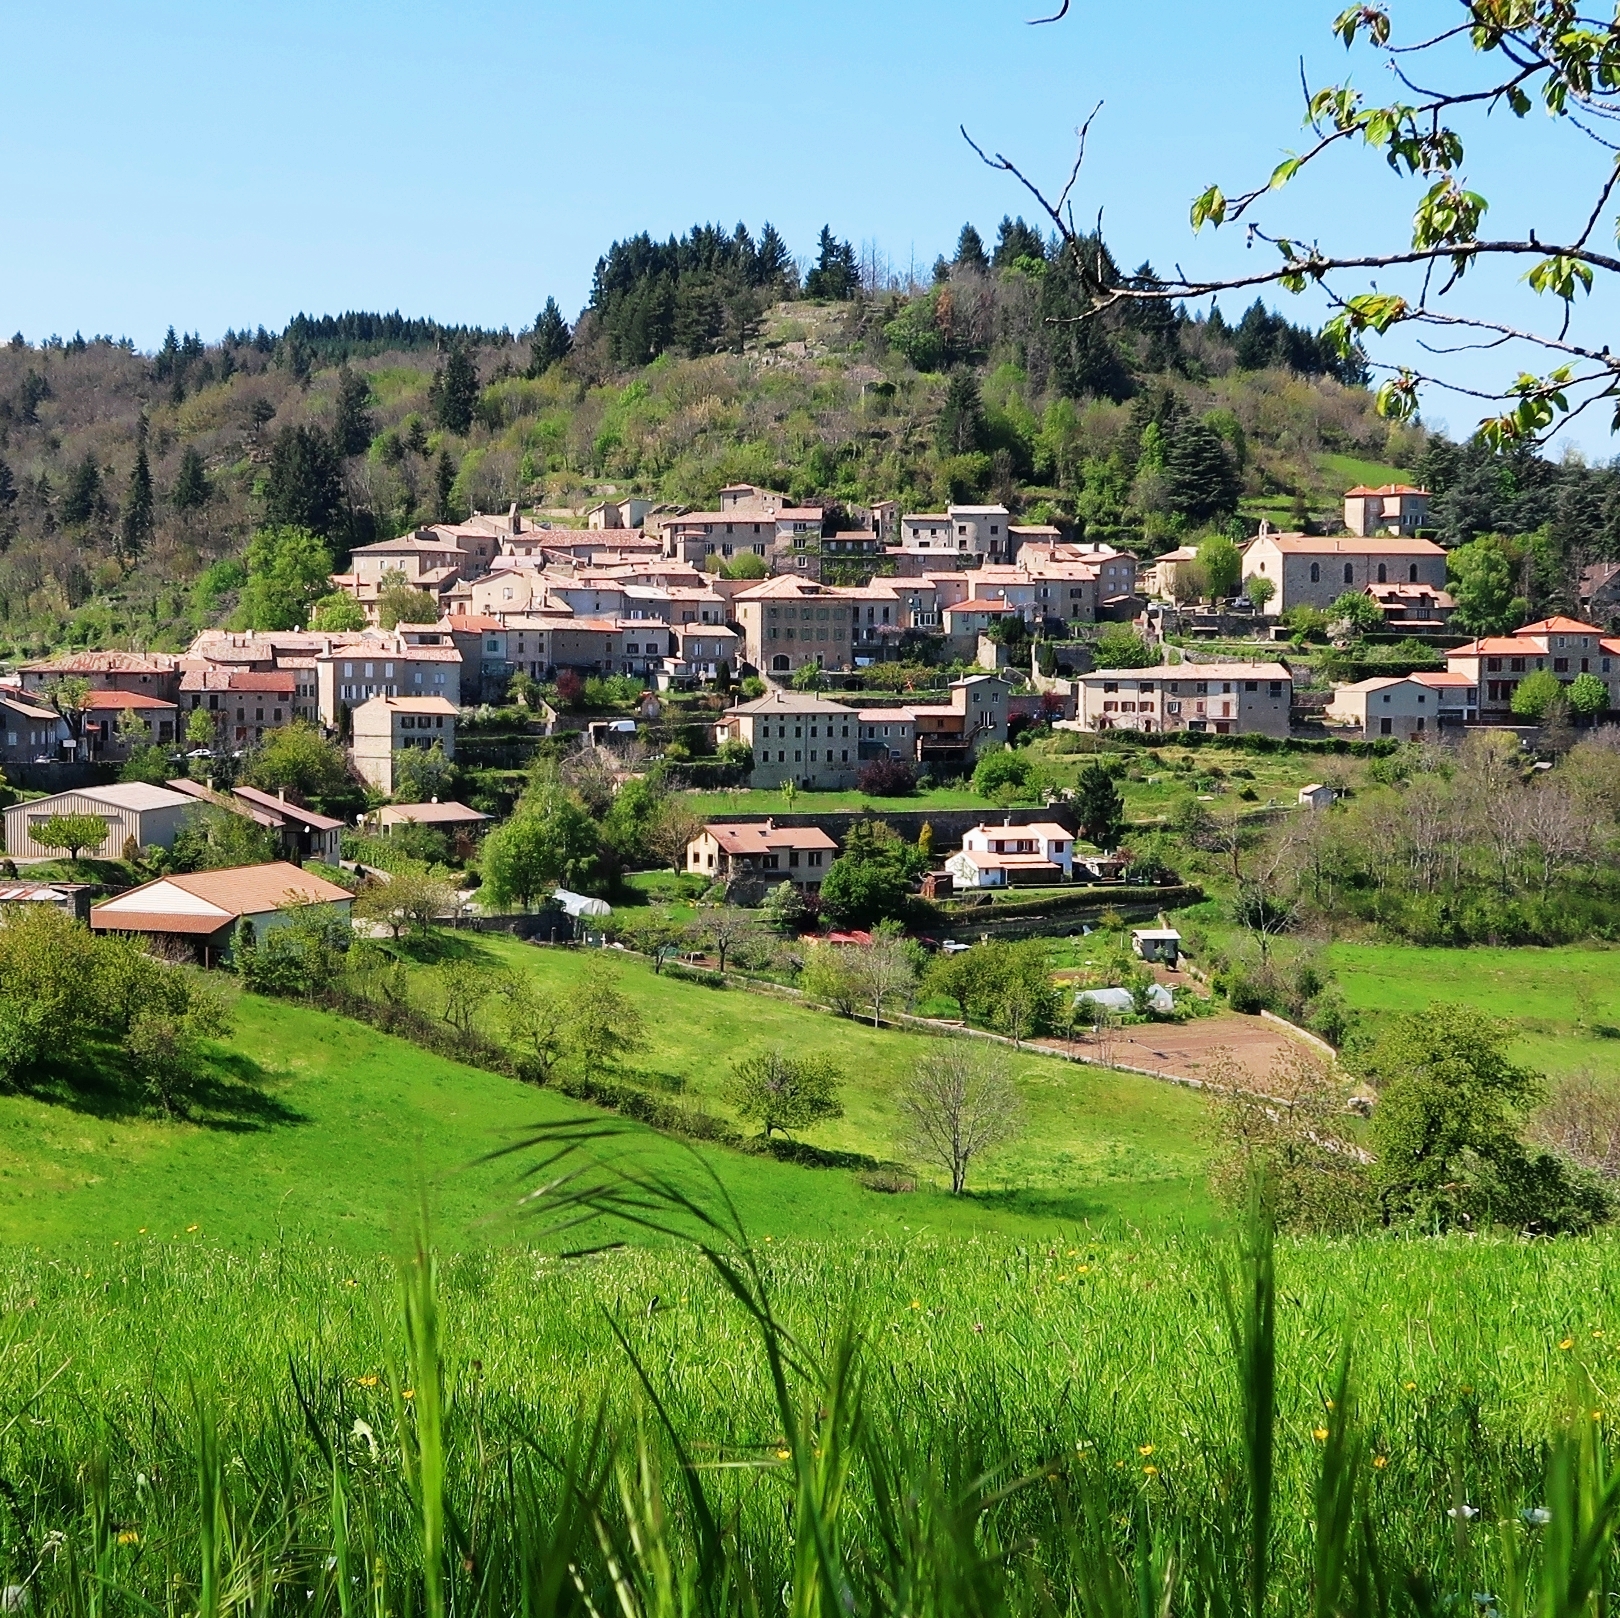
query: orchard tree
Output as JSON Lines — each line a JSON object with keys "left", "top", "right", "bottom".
{"left": 728, "top": 1048, "right": 845, "bottom": 1139}
{"left": 896, "top": 1042, "right": 1025, "bottom": 1194}
{"left": 1511, "top": 668, "right": 1564, "bottom": 721}
{"left": 1569, "top": 671, "right": 1609, "bottom": 718}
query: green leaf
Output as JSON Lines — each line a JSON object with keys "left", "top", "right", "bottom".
{"left": 1190, "top": 186, "right": 1227, "bottom": 231}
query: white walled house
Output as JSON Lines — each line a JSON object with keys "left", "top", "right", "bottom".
{"left": 1344, "top": 484, "right": 1431, "bottom": 537}
{"left": 947, "top": 820, "right": 1074, "bottom": 888}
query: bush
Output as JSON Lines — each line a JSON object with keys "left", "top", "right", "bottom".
{"left": 857, "top": 758, "right": 917, "bottom": 796}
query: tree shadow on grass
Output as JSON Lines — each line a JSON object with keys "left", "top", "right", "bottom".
{"left": 14, "top": 1047, "right": 307, "bottom": 1134}
{"left": 394, "top": 930, "right": 504, "bottom": 967}
{"left": 961, "top": 1187, "right": 1120, "bottom": 1222}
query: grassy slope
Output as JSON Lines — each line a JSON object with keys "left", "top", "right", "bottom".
{"left": 487, "top": 937, "right": 1209, "bottom": 1216}
{"left": 0, "top": 944, "right": 1212, "bottom": 1253}
{"left": 1326, "top": 941, "right": 1620, "bottom": 1078}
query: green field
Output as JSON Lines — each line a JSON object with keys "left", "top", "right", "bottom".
{"left": 1327, "top": 940, "right": 1620, "bottom": 1078}
{"left": 0, "top": 939, "right": 1212, "bottom": 1252}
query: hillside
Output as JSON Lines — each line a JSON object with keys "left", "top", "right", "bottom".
{"left": 0, "top": 217, "right": 1426, "bottom": 663}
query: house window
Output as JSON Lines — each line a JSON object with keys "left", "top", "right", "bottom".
{"left": 1409, "top": 563, "right": 1419, "bottom": 582}
{"left": 1309, "top": 562, "right": 1320, "bottom": 583}
{"left": 1343, "top": 563, "right": 1354, "bottom": 584}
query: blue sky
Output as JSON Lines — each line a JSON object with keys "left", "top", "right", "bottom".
{"left": 3, "top": 0, "right": 1606, "bottom": 448}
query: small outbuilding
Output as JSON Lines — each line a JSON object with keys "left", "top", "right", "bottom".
{"left": 1298, "top": 783, "right": 1335, "bottom": 810}
{"left": 3, "top": 782, "right": 197, "bottom": 864}
{"left": 377, "top": 800, "right": 491, "bottom": 834}
{"left": 1130, "top": 927, "right": 1182, "bottom": 966}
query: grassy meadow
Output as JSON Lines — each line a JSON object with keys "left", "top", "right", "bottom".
{"left": 1326, "top": 940, "right": 1620, "bottom": 1079}
{"left": 3, "top": 1213, "right": 1617, "bottom": 1613}
{"left": 0, "top": 937, "right": 1213, "bottom": 1253}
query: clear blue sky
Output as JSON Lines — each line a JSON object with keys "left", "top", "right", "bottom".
{"left": 3, "top": 0, "right": 1603, "bottom": 447}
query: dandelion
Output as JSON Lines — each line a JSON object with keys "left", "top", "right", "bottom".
{"left": 1312, "top": 1427, "right": 1330, "bottom": 1442}
{"left": 1594, "top": 1410, "right": 1605, "bottom": 1422}
{"left": 138, "top": 1227, "right": 146, "bottom": 1234}
{"left": 1593, "top": 1329, "right": 1605, "bottom": 1339}
{"left": 186, "top": 1224, "right": 199, "bottom": 1233}
{"left": 1404, "top": 1381, "right": 1417, "bottom": 1391}
{"left": 775, "top": 1447, "right": 791, "bottom": 1461}
{"left": 1138, "top": 1443, "right": 1154, "bottom": 1456}
{"left": 910, "top": 1300, "right": 922, "bottom": 1310}
{"left": 357, "top": 1375, "right": 378, "bottom": 1388}
{"left": 1373, "top": 1456, "right": 1389, "bottom": 1470}
{"left": 117, "top": 1530, "right": 139, "bottom": 1546}
{"left": 1560, "top": 1338, "right": 1576, "bottom": 1351}
{"left": 1142, "top": 1464, "right": 1158, "bottom": 1476}
{"left": 402, "top": 1389, "right": 415, "bottom": 1400}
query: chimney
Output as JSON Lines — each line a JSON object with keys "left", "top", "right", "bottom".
{"left": 765, "top": 818, "right": 774, "bottom": 831}
{"left": 278, "top": 786, "right": 286, "bottom": 802}
{"left": 1003, "top": 814, "right": 1012, "bottom": 826}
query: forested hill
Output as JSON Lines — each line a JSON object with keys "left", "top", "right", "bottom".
{"left": 0, "top": 213, "right": 1612, "bottom": 659}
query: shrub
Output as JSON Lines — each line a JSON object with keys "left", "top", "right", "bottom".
{"left": 857, "top": 757, "right": 916, "bottom": 796}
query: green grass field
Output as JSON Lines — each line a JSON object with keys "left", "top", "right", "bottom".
{"left": 0, "top": 938, "right": 1213, "bottom": 1253}
{"left": 1327, "top": 940, "right": 1620, "bottom": 1078}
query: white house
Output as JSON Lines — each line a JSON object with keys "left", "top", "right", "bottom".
{"left": 946, "top": 820, "right": 1073, "bottom": 888}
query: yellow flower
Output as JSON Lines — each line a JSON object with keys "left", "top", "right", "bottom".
{"left": 1403, "top": 1381, "right": 1417, "bottom": 1391}
{"left": 1561, "top": 1338, "right": 1576, "bottom": 1351}
{"left": 1373, "top": 1456, "right": 1389, "bottom": 1470}
{"left": 138, "top": 1227, "right": 146, "bottom": 1234}
{"left": 186, "top": 1224, "right": 199, "bottom": 1233}
{"left": 775, "top": 1447, "right": 791, "bottom": 1460}
{"left": 1138, "top": 1444, "right": 1154, "bottom": 1456}
{"left": 1077, "top": 1265, "right": 1091, "bottom": 1274}
{"left": 1312, "top": 1427, "right": 1330, "bottom": 1442}
{"left": 1593, "top": 1410, "right": 1605, "bottom": 1422}
{"left": 357, "top": 1375, "right": 378, "bottom": 1388}
{"left": 402, "top": 1389, "right": 415, "bottom": 1400}
{"left": 117, "top": 1530, "right": 139, "bottom": 1546}
{"left": 1142, "top": 1464, "right": 1159, "bottom": 1476}
{"left": 1594, "top": 1329, "right": 1606, "bottom": 1339}
{"left": 910, "top": 1300, "right": 922, "bottom": 1310}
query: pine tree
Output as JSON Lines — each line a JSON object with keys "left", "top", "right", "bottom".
{"left": 430, "top": 347, "right": 479, "bottom": 433}
{"left": 0, "top": 455, "right": 15, "bottom": 552}
{"left": 265, "top": 425, "right": 345, "bottom": 539}
{"left": 172, "top": 446, "right": 209, "bottom": 511}
{"left": 119, "top": 413, "right": 154, "bottom": 560}
{"left": 61, "top": 454, "right": 101, "bottom": 525}
{"left": 1164, "top": 419, "right": 1243, "bottom": 523}
{"left": 954, "top": 223, "right": 989, "bottom": 273}
{"left": 805, "top": 226, "right": 858, "bottom": 300}
{"left": 992, "top": 217, "right": 1047, "bottom": 268}
{"left": 936, "top": 368, "right": 986, "bottom": 456}
{"left": 526, "top": 299, "right": 572, "bottom": 377}
{"left": 333, "top": 367, "right": 374, "bottom": 456}
{"left": 435, "top": 449, "right": 457, "bottom": 522}
{"left": 756, "top": 222, "right": 796, "bottom": 290}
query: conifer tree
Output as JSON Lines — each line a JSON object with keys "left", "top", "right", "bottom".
{"left": 430, "top": 346, "right": 479, "bottom": 433}
{"left": 954, "top": 223, "right": 989, "bottom": 273}
{"left": 805, "top": 226, "right": 858, "bottom": 300}
{"left": 332, "top": 366, "right": 374, "bottom": 457}
{"left": 526, "top": 299, "right": 572, "bottom": 377}
{"left": 435, "top": 449, "right": 457, "bottom": 522}
{"left": 172, "top": 446, "right": 209, "bottom": 512}
{"left": 936, "top": 369, "right": 986, "bottom": 456}
{"left": 119, "top": 413, "right": 154, "bottom": 560}
{"left": 61, "top": 454, "right": 101, "bottom": 525}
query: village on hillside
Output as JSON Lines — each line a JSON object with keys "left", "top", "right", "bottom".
{"left": 0, "top": 473, "right": 1613, "bottom": 1015}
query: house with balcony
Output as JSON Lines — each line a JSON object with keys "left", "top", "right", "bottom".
{"left": 946, "top": 820, "right": 1074, "bottom": 888}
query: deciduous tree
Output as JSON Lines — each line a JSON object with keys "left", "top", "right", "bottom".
{"left": 896, "top": 1042, "right": 1024, "bottom": 1194}
{"left": 727, "top": 1048, "right": 844, "bottom": 1139}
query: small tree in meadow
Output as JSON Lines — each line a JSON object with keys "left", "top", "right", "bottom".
{"left": 728, "top": 1048, "right": 845, "bottom": 1139}
{"left": 896, "top": 1042, "right": 1025, "bottom": 1194}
